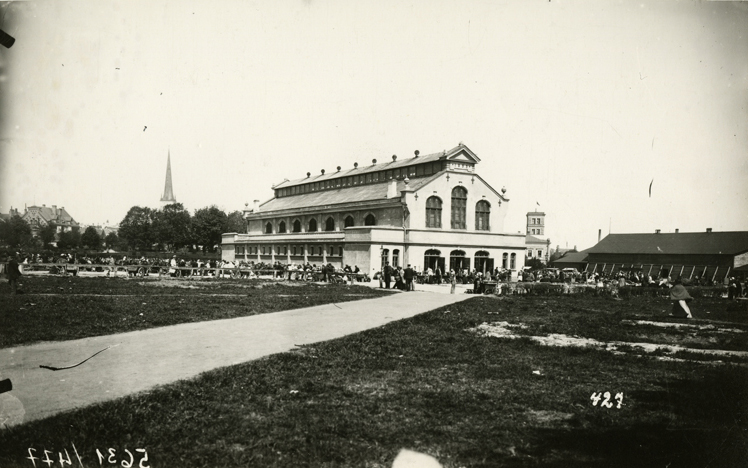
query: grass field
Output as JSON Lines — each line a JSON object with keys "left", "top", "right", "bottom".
{"left": 1, "top": 294, "right": 746, "bottom": 467}
{"left": 0, "top": 276, "right": 391, "bottom": 348}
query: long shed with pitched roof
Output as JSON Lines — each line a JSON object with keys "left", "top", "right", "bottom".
{"left": 582, "top": 230, "right": 748, "bottom": 281}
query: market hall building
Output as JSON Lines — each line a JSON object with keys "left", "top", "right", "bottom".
{"left": 221, "top": 143, "right": 526, "bottom": 276}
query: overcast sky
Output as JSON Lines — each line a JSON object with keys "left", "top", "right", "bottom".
{"left": 0, "top": 0, "right": 746, "bottom": 250}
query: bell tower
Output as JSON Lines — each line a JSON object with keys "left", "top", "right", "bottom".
{"left": 526, "top": 211, "right": 545, "bottom": 237}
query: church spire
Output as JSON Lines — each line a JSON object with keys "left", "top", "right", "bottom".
{"left": 160, "top": 150, "right": 176, "bottom": 203}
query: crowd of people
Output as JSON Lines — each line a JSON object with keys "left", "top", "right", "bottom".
{"left": 1, "top": 251, "right": 370, "bottom": 283}
{"left": 3, "top": 250, "right": 745, "bottom": 300}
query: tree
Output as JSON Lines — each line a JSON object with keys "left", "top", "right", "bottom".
{"left": 192, "top": 206, "right": 228, "bottom": 252}
{"left": 0, "top": 215, "right": 33, "bottom": 248}
{"left": 39, "top": 222, "right": 58, "bottom": 248}
{"left": 226, "top": 210, "right": 247, "bottom": 234}
{"left": 525, "top": 257, "right": 545, "bottom": 271}
{"left": 105, "top": 231, "right": 120, "bottom": 250}
{"left": 154, "top": 203, "right": 192, "bottom": 251}
{"left": 119, "top": 206, "right": 156, "bottom": 250}
{"left": 57, "top": 227, "right": 81, "bottom": 250}
{"left": 81, "top": 226, "right": 102, "bottom": 250}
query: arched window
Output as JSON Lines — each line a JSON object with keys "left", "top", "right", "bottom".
{"left": 344, "top": 215, "right": 354, "bottom": 228}
{"left": 392, "top": 249, "right": 400, "bottom": 268}
{"left": 265, "top": 222, "right": 273, "bottom": 234}
{"left": 475, "top": 200, "right": 490, "bottom": 231}
{"left": 510, "top": 253, "right": 516, "bottom": 269}
{"left": 293, "top": 219, "right": 301, "bottom": 233}
{"left": 325, "top": 217, "right": 335, "bottom": 232}
{"left": 364, "top": 213, "right": 376, "bottom": 226}
{"left": 474, "top": 250, "right": 493, "bottom": 273}
{"left": 451, "top": 186, "right": 467, "bottom": 229}
{"left": 426, "top": 196, "right": 442, "bottom": 228}
{"left": 278, "top": 221, "right": 287, "bottom": 233}
{"left": 450, "top": 250, "right": 469, "bottom": 271}
{"left": 381, "top": 248, "right": 389, "bottom": 269}
{"left": 308, "top": 219, "right": 318, "bottom": 232}
{"left": 502, "top": 253, "right": 508, "bottom": 269}
{"left": 338, "top": 246, "right": 343, "bottom": 256}
{"left": 424, "top": 249, "right": 444, "bottom": 273}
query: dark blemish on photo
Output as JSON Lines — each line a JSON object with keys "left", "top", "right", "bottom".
{"left": 0, "top": 378, "right": 12, "bottom": 394}
{"left": 0, "top": 28, "right": 15, "bottom": 48}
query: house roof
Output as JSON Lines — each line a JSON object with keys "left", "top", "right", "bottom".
{"left": 526, "top": 234, "right": 548, "bottom": 245}
{"left": 253, "top": 173, "right": 441, "bottom": 215}
{"left": 272, "top": 143, "right": 478, "bottom": 190}
{"left": 551, "top": 251, "right": 589, "bottom": 265}
{"left": 586, "top": 232, "right": 748, "bottom": 256}
{"left": 24, "top": 205, "right": 79, "bottom": 226}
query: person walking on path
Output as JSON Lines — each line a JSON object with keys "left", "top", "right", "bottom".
{"left": 384, "top": 262, "right": 392, "bottom": 289}
{"left": 404, "top": 264, "right": 415, "bottom": 291}
{"left": 6, "top": 253, "right": 22, "bottom": 295}
{"left": 669, "top": 278, "right": 693, "bottom": 319}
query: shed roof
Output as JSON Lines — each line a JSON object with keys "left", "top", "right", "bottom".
{"left": 586, "top": 232, "right": 748, "bottom": 256}
{"left": 551, "top": 251, "right": 589, "bottom": 265}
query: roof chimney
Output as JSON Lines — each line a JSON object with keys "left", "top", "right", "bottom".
{"left": 321, "top": 169, "right": 325, "bottom": 175}
{"left": 392, "top": 155, "right": 397, "bottom": 161}
{"left": 414, "top": 150, "right": 419, "bottom": 157}
{"left": 337, "top": 166, "right": 341, "bottom": 172}
{"left": 372, "top": 159, "right": 377, "bottom": 165}
{"left": 253, "top": 200, "right": 260, "bottom": 213}
{"left": 598, "top": 229, "right": 601, "bottom": 243}
{"left": 354, "top": 162, "right": 358, "bottom": 168}
{"left": 306, "top": 172, "right": 311, "bottom": 178}
{"left": 706, "top": 228, "right": 712, "bottom": 233}
{"left": 655, "top": 229, "right": 661, "bottom": 234}
{"left": 675, "top": 229, "right": 679, "bottom": 233}
{"left": 387, "top": 178, "right": 398, "bottom": 199}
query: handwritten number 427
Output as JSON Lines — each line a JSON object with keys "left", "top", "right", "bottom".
{"left": 590, "top": 392, "right": 624, "bottom": 409}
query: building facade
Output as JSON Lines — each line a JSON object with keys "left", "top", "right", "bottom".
{"left": 221, "top": 144, "right": 526, "bottom": 275}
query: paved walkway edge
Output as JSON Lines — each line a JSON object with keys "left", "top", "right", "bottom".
{"left": 0, "top": 291, "right": 471, "bottom": 424}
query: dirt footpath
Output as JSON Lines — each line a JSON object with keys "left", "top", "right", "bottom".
{"left": 0, "top": 290, "right": 470, "bottom": 425}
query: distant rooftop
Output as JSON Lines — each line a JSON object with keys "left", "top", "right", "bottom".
{"left": 587, "top": 231, "right": 748, "bottom": 256}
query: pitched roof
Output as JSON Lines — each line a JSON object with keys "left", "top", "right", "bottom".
{"left": 254, "top": 174, "right": 440, "bottom": 214}
{"left": 551, "top": 251, "right": 589, "bottom": 265}
{"left": 272, "top": 143, "right": 478, "bottom": 189}
{"left": 526, "top": 234, "right": 548, "bottom": 244}
{"left": 586, "top": 232, "right": 748, "bottom": 256}
{"left": 24, "top": 206, "right": 79, "bottom": 226}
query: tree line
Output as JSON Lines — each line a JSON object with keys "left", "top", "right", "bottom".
{"left": 118, "top": 204, "right": 245, "bottom": 252}
{"left": 0, "top": 203, "right": 246, "bottom": 253}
